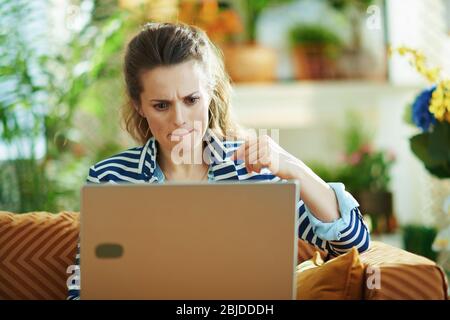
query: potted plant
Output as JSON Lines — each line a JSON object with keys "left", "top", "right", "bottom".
{"left": 177, "top": 0, "right": 243, "bottom": 46}
{"left": 307, "top": 119, "right": 396, "bottom": 235}
{"left": 288, "top": 24, "right": 343, "bottom": 80}
{"left": 326, "top": 0, "right": 381, "bottom": 79}
{"left": 308, "top": 139, "right": 396, "bottom": 235}
{"left": 338, "top": 144, "right": 396, "bottom": 233}
{"left": 177, "top": 0, "right": 274, "bottom": 82}
{"left": 219, "top": 0, "right": 293, "bottom": 83}
{"left": 334, "top": 113, "right": 396, "bottom": 233}
{"left": 389, "top": 47, "right": 450, "bottom": 179}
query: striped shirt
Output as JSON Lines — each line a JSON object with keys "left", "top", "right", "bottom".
{"left": 67, "top": 129, "right": 370, "bottom": 299}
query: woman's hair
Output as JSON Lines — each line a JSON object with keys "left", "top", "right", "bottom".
{"left": 122, "top": 22, "right": 242, "bottom": 145}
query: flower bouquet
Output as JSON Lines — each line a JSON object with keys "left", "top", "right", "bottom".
{"left": 390, "top": 47, "right": 450, "bottom": 179}
{"left": 391, "top": 47, "right": 450, "bottom": 275}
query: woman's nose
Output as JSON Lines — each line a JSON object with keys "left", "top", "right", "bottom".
{"left": 173, "top": 102, "right": 186, "bottom": 126}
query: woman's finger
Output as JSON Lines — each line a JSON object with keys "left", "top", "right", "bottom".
{"left": 247, "top": 148, "right": 271, "bottom": 173}
{"left": 231, "top": 136, "right": 258, "bottom": 160}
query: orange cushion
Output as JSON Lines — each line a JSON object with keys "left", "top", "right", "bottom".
{"left": 297, "top": 239, "right": 327, "bottom": 264}
{"left": 296, "top": 247, "right": 364, "bottom": 300}
{"left": 0, "top": 211, "right": 79, "bottom": 300}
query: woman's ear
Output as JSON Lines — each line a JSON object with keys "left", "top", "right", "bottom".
{"left": 133, "top": 102, "right": 144, "bottom": 117}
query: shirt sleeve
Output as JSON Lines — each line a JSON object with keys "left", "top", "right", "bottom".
{"left": 242, "top": 167, "right": 371, "bottom": 256}
{"left": 298, "top": 182, "right": 370, "bottom": 256}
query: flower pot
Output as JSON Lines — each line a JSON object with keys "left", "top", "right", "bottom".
{"left": 336, "top": 48, "right": 387, "bottom": 80}
{"left": 292, "top": 44, "right": 339, "bottom": 80}
{"left": 356, "top": 191, "right": 396, "bottom": 234}
{"left": 221, "top": 43, "right": 277, "bottom": 83}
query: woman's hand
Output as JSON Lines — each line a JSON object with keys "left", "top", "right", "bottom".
{"left": 230, "top": 134, "right": 341, "bottom": 222}
{"left": 230, "top": 134, "right": 303, "bottom": 180}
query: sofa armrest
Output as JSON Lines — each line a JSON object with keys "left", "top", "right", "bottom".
{"left": 360, "top": 241, "right": 448, "bottom": 300}
{"left": 0, "top": 211, "right": 80, "bottom": 300}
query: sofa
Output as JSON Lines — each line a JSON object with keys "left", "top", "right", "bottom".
{"left": 0, "top": 211, "right": 448, "bottom": 300}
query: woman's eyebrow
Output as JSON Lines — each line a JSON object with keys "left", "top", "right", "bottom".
{"left": 150, "top": 91, "right": 199, "bottom": 102}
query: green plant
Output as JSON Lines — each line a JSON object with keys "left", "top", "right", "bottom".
{"left": 288, "top": 24, "right": 343, "bottom": 47}
{"left": 335, "top": 113, "right": 394, "bottom": 194}
{"left": 308, "top": 150, "right": 395, "bottom": 196}
{"left": 0, "top": 0, "right": 58, "bottom": 212}
{"left": 337, "top": 147, "right": 395, "bottom": 194}
{"left": 306, "top": 161, "right": 340, "bottom": 183}
{"left": 308, "top": 113, "right": 395, "bottom": 195}
{"left": 403, "top": 225, "right": 438, "bottom": 261}
{"left": 288, "top": 24, "right": 343, "bottom": 59}
{"left": 327, "top": 0, "right": 374, "bottom": 11}
{"left": 307, "top": 114, "right": 396, "bottom": 233}
{"left": 0, "top": 0, "right": 132, "bottom": 212}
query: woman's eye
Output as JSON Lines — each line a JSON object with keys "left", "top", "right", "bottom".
{"left": 186, "top": 97, "right": 199, "bottom": 105}
{"left": 154, "top": 103, "right": 168, "bottom": 111}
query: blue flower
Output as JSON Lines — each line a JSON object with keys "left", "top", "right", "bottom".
{"left": 412, "top": 86, "right": 437, "bottom": 132}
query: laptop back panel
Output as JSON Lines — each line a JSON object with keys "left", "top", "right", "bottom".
{"left": 80, "top": 182, "right": 299, "bottom": 299}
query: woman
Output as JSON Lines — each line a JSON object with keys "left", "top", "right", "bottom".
{"left": 67, "top": 22, "right": 370, "bottom": 300}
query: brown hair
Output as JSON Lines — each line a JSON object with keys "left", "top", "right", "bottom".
{"left": 122, "top": 22, "right": 242, "bottom": 145}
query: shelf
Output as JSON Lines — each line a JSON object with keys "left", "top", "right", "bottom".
{"left": 230, "top": 80, "right": 422, "bottom": 128}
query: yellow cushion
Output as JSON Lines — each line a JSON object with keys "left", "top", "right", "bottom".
{"left": 296, "top": 247, "right": 364, "bottom": 300}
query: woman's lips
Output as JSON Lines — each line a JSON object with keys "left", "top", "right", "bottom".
{"left": 169, "top": 129, "right": 194, "bottom": 138}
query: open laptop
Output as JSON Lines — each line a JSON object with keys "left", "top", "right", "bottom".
{"left": 80, "top": 181, "right": 299, "bottom": 300}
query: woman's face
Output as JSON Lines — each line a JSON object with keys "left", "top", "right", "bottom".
{"left": 137, "top": 59, "right": 211, "bottom": 156}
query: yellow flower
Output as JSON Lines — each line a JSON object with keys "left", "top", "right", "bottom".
{"left": 391, "top": 46, "right": 450, "bottom": 123}
{"left": 397, "top": 46, "right": 408, "bottom": 55}
{"left": 391, "top": 46, "right": 441, "bottom": 83}
{"left": 430, "top": 80, "right": 450, "bottom": 122}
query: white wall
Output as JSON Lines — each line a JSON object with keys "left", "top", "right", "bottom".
{"left": 386, "top": 0, "right": 450, "bottom": 83}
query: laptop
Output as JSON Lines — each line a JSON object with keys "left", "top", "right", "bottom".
{"left": 80, "top": 181, "right": 299, "bottom": 300}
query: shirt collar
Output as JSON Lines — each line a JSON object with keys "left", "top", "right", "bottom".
{"left": 141, "top": 129, "right": 236, "bottom": 181}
